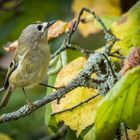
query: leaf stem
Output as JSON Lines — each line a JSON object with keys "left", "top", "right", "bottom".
{"left": 51, "top": 93, "right": 99, "bottom": 116}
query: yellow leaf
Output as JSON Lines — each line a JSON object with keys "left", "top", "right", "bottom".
{"left": 51, "top": 57, "right": 101, "bottom": 136}
{"left": 0, "top": 133, "right": 13, "bottom": 140}
{"left": 72, "top": 0, "right": 121, "bottom": 37}
{"left": 121, "top": 125, "right": 140, "bottom": 140}
{"left": 48, "top": 20, "right": 74, "bottom": 40}
{"left": 111, "top": 0, "right": 140, "bottom": 56}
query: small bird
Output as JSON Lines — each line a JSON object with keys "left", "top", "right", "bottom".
{"left": 0, "top": 20, "right": 56, "bottom": 109}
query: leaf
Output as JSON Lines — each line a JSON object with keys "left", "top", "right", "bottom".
{"left": 121, "top": 125, "right": 140, "bottom": 140}
{"left": 120, "top": 47, "right": 140, "bottom": 76}
{"left": 48, "top": 20, "right": 74, "bottom": 40}
{"left": 65, "top": 127, "right": 83, "bottom": 140}
{"left": 51, "top": 57, "right": 101, "bottom": 136}
{"left": 111, "top": 0, "right": 140, "bottom": 56}
{"left": 45, "top": 74, "right": 58, "bottom": 133}
{"left": 0, "top": 133, "right": 13, "bottom": 140}
{"left": 72, "top": 0, "right": 121, "bottom": 37}
{"left": 4, "top": 40, "right": 18, "bottom": 52}
{"left": 84, "top": 66, "right": 140, "bottom": 140}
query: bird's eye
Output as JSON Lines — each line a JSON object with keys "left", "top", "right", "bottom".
{"left": 37, "top": 25, "right": 43, "bottom": 31}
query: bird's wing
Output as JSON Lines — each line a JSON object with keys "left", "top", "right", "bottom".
{"left": 3, "top": 44, "right": 29, "bottom": 89}
{"left": 4, "top": 60, "right": 17, "bottom": 89}
{"left": 0, "top": 61, "right": 17, "bottom": 109}
{"left": 0, "top": 86, "right": 12, "bottom": 109}
{"left": 0, "top": 45, "right": 29, "bottom": 109}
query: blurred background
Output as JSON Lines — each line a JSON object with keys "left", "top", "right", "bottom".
{"left": 0, "top": 0, "right": 138, "bottom": 140}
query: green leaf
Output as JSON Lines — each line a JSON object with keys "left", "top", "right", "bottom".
{"left": 65, "top": 127, "right": 83, "bottom": 140}
{"left": 111, "top": 1, "right": 140, "bottom": 56}
{"left": 84, "top": 66, "right": 140, "bottom": 140}
{"left": 45, "top": 74, "right": 58, "bottom": 133}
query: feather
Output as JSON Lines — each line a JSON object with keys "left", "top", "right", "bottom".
{"left": 0, "top": 86, "right": 12, "bottom": 109}
{"left": 4, "top": 60, "right": 17, "bottom": 89}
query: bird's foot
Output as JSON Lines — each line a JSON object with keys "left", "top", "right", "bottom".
{"left": 27, "top": 100, "right": 36, "bottom": 111}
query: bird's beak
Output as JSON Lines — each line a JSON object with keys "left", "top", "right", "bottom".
{"left": 47, "top": 20, "right": 56, "bottom": 28}
{"left": 43, "top": 20, "right": 56, "bottom": 30}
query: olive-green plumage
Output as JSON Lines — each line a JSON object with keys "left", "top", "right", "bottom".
{"left": 0, "top": 21, "right": 56, "bottom": 109}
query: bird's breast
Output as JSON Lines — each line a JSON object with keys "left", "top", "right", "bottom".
{"left": 9, "top": 44, "right": 50, "bottom": 88}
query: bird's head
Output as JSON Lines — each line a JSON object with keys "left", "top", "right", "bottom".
{"left": 19, "top": 20, "right": 56, "bottom": 45}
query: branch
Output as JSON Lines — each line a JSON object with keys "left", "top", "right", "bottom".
{"left": 51, "top": 44, "right": 94, "bottom": 59}
{"left": 0, "top": 8, "right": 118, "bottom": 123}
{"left": 0, "top": 53, "right": 98, "bottom": 123}
{"left": 0, "top": 48, "right": 117, "bottom": 123}
{"left": 40, "top": 125, "right": 67, "bottom": 140}
{"left": 51, "top": 7, "right": 113, "bottom": 59}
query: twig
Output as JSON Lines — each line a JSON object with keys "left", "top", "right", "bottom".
{"left": 68, "top": 44, "right": 94, "bottom": 54}
{"left": 102, "top": 54, "right": 117, "bottom": 80}
{"left": 80, "top": 8, "right": 109, "bottom": 34}
{"left": 109, "top": 50, "right": 126, "bottom": 59}
{"left": 109, "top": 54, "right": 125, "bottom": 59}
{"left": 0, "top": 8, "right": 118, "bottom": 123}
{"left": 120, "top": 123, "right": 129, "bottom": 140}
{"left": 124, "top": 124, "right": 129, "bottom": 140}
{"left": 51, "top": 93, "right": 99, "bottom": 116}
{"left": 0, "top": 53, "right": 98, "bottom": 123}
{"left": 51, "top": 9, "right": 82, "bottom": 59}
{"left": 51, "top": 7, "right": 112, "bottom": 59}
{"left": 51, "top": 43, "right": 94, "bottom": 59}
{"left": 39, "top": 83, "right": 59, "bottom": 90}
{"left": 51, "top": 42, "right": 67, "bottom": 59}
{"left": 40, "top": 125, "right": 67, "bottom": 140}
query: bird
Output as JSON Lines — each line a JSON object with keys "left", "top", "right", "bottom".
{"left": 0, "top": 20, "right": 56, "bottom": 109}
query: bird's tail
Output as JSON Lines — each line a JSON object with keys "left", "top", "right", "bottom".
{"left": 0, "top": 86, "right": 12, "bottom": 109}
